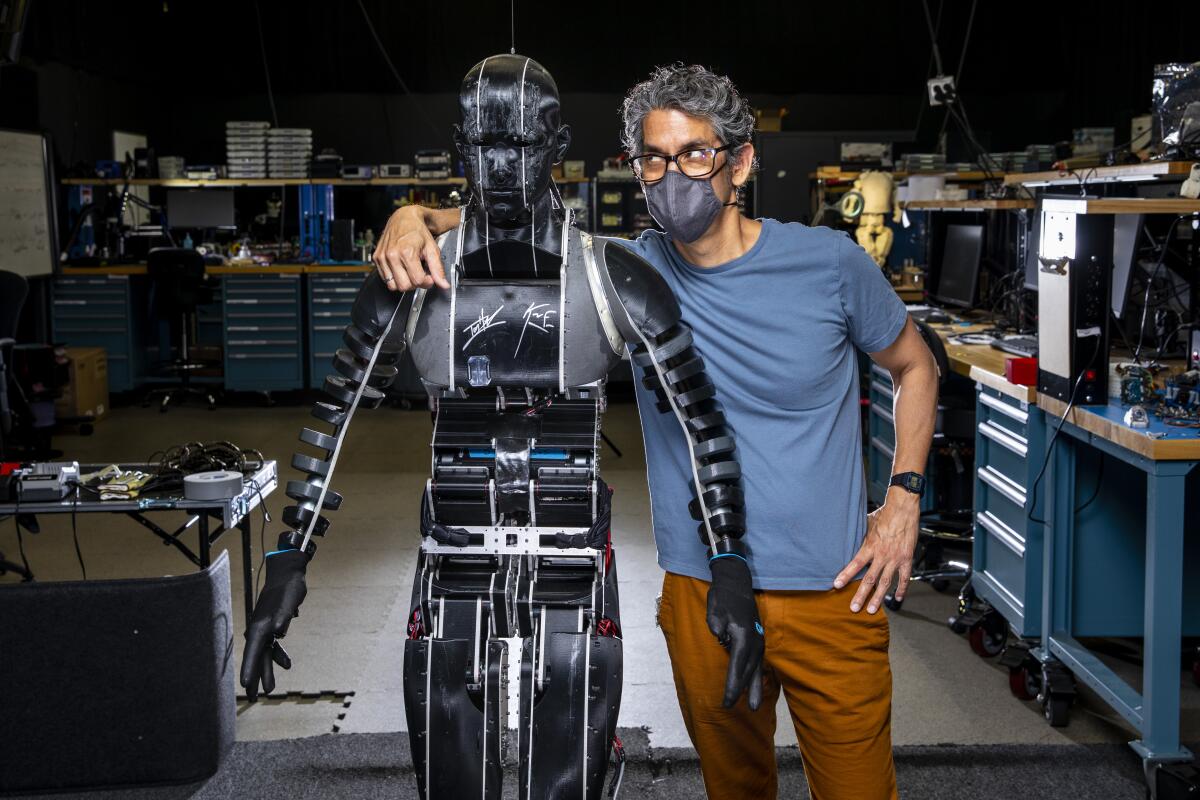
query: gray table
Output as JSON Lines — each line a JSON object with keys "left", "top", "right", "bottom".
{"left": 0, "top": 460, "right": 278, "bottom": 626}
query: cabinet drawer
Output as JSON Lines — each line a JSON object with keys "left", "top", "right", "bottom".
{"left": 977, "top": 388, "right": 1029, "bottom": 439}
{"left": 975, "top": 510, "right": 1027, "bottom": 609}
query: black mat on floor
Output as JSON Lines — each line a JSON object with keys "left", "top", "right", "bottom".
{"left": 2, "top": 731, "right": 1167, "bottom": 799}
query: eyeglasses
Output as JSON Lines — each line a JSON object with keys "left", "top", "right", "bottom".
{"left": 629, "top": 143, "right": 735, "bottom": 183}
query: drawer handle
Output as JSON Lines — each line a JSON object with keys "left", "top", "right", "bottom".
{"left": 975, "top": 510, "right": 1025, "bottom": 556}
{"left": 870, "top": 379, "right": 894, "bottom": 402}
{"left": 230, "top": 352, "right": 298, "bottom": 359}
{"left": 977, "top": 420, "right": 1028, "bottom": 457}
{"left": 869, "top": 436, "right": 895, "bottom": 460}
{"left": 979, "top": 391, "right": 1029, "bottom": 424}
{"left": 870, "top": 403, "right": 894, "bottom": 426}
{"left": 977, "top": 465, "right": 1026, "bottom": 508}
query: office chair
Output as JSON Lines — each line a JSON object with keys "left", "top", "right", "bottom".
{"left": 142, "top": 248, "right": 217, "bottom": 412}
{"left": 884, "top": 319, "right": 975, "bottom": 610}
{"left": 0, "top": 270, "right": 34, "bottom": 581}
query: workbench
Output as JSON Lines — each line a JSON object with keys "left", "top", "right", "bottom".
{"left": 1034, "top": 394, "right": 1200, "bottom": 777}
{"left": 0, "top": 460, "right": 278, "bottom": 627}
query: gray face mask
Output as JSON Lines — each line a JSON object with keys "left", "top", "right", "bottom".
{"left": 644, "top": 168, "right": 733, "bottom": 243}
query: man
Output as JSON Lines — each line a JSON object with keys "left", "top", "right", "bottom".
{"left": 374, "top": 63, "right": 937, "bottom": 800}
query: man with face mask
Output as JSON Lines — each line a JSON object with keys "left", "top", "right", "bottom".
{"left": 376, "top": 64, "right": 938, "bottom": 800}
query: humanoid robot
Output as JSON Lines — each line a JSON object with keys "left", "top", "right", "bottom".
{"left": 852, "top": 169, "right": 901, "bottom": 267}
{"left": 242, "top": 54, "right": 758, "bottom": 799}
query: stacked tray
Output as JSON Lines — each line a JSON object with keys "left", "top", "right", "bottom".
{"left": 268, "top": 128, "right": 314, "bottom": 178}
{"left": 226, "top": 121, "right": 269, "bottom": 179}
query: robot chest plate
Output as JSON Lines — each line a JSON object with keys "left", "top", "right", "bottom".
{"left": 449, "top": 281, "right": 562, "bottom": 388}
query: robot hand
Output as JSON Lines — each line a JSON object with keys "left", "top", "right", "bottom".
{"left": 241, "top": 548, "right": 308, "bottom": 700}
{"left": 706, "top": 555, "right": 765, "bottom": 710}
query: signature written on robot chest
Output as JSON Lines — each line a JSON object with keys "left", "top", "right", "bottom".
{"left": 460, "top": 302, "right": 557, "bottom": 358}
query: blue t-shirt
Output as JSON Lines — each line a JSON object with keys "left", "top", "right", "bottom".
{"left": 613, "top": 219, "right": 908, "bottom": 590}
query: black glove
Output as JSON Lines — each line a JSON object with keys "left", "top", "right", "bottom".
{"left": 241, "top": 548, "right": 308, "bottom": 700}
{"left": 706, "top": 554, "right": 765, "bottom": 710}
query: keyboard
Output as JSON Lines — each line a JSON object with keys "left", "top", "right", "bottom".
{"left": 991, "top": 336, "right": 1038, "bottom": 358}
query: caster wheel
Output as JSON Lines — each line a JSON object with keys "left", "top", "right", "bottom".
{"left": 1043, "top": 695, "right": 1070, "bottom": 727}
{"left": 159, "top": 405, "right": 168, "bottom": 413}
{"left": 931, "top": 578, "right": 951, "bottom": 593}
{"left": 948, "top": 615, "right": 969, "bottom": 634}
{"left": 883, "top": 593, "right": 903, "bottom": 611}
{"left": 79, "top": 423, "right": 94, "bottom": 436}
{"left": 1009, "top": 665, "right": 1040, "bottom": 701}
{"left": 968, "top": 620, "right": 1006, "bottom": 657}
{"left": 957, "top": 582, "right": 977, "bottom": 615}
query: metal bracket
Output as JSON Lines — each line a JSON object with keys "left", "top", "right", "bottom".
{"left": 420, "top": 525, "right": 600, "bottom": 558}
{"left": 1038, "top": 255, "right": 1070, "bottom": 275}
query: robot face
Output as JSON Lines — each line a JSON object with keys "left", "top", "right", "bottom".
{"left": 456, "top": 54, "right": 569, "bottom": 222}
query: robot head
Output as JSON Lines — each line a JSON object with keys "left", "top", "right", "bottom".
{"left": 454, "top": 54, "right": 571, "bottom": 223}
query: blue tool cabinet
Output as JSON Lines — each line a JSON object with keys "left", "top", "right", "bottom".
{"left": 306, "top": 271, "right": 363, "bottom": 388}
{"left": 970, "top": 383, "right": 1046, "bottom": 638}
{"left": 221, "top": 273, "right": 304, "bottom": 391}
{"left": 866, "top": 362, "right": 937, "bottom": 512}
{"left": 51, "top": 275, "right": 146, "bottom": 392}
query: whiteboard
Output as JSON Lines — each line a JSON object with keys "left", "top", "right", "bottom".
{"left": 0, "top": 129, "right": 57, "bottom": 277}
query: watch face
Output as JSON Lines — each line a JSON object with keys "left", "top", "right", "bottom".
{"left": 905, "top": 474, "right": 922, "bottom": 491}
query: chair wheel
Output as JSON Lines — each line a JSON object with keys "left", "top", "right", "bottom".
{"left": 1009, "top": 665, "right": 1040, "bottom": 701}
{"left": 883, "top": 593, "right": 904, "bottom": 611}
{"left": 968, "top": 618, "right": 1006, "bottom": 657}
{"left": 931, "top": 578, "right": 951, "bottom": 593}
{"left": 79, "top": 423, "right": 93, "bottom": 436}
{"left": 1043, "top": 695, "right": 1070, "bottom": 727}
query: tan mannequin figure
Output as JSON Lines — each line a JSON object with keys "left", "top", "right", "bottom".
{"left": 852, "top": 170, "right": 901, "bottom": 267}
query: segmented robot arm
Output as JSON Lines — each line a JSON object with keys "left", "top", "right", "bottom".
{"left": 594, "top": 238, "right": 764, "bottom": 709}
{"left": 241, "top": 272, "right": 409, "bottom": 699}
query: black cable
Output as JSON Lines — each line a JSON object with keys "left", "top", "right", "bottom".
{"left": 912, "top": 0, "right": 943, "bottom": 137}
{"left": 1074, "top": 453, "right": 1105, "bottom": 514}
{"left": 954, "top": 0, "right": 978, "bottom": 91}
{"left": 70, "top": 484, "right": 86, "bottom": 580}
{"left": 13, "top": 491, "right": 31, "bottom": 580}
{"left": 1028, "top": 335, "right": 1103, "bottom": 525}
{"left": 920, "top": 0, "right": 945, "bottom": 75}
{"left": 1134, "top": 215, "right": 1193, "bottom": 362}
{"left": 355, "top": 0, "right": 441, "bottom": 139}
{"left": 252, "top": 0, "right": 279, "bottom": 128}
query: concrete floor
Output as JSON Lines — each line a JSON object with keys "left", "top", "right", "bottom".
{"left": 3, "top": 397, "right": 1197, "bottom": 754}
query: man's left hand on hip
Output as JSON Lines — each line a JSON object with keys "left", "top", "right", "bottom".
{"left": 833, "top": 486, "right": 921, "bottom": 613}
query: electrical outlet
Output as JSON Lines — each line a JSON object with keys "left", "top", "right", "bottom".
{"left": 927, "top": 75, "right": 957, "bottom": 106}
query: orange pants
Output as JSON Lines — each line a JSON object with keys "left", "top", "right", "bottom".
{"left": 658, "top": 572, "right": 897, "bottom": 800}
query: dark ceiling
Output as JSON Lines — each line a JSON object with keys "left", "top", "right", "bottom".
{"left": 20, "top": 0, "right": 1195, "bottom": 102}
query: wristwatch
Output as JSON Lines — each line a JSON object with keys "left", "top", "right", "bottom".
{"left": 889, "top": 472, "right": 926, "bottom": 497}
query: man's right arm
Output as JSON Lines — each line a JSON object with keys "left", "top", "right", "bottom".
{"left": 372, "top": 205, "right": 461, "bottom": 292}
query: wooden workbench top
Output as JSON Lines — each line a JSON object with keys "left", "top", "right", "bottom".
{"left": 1040, "top": 197, "right": 1200, "bottom": 215}
{"left": 1038, "top": 394, "right": 1200, "bottom": 461}
{"left": 923, "top": 317, "right": 1038, "bottom": 403}
{"left": 901, "top": 199, "right": 1034, "bottom": 211}
{"left": 60, "top": 263, "right": 373, "bottom": 276}
{"left": 1002, "top": 160, "right": 1193, "bottom": 187}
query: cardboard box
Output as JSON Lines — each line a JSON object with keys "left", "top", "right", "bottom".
{"left": 55, "top": 347, "right": 109, "bottom": 422}
{"left": 755, "top": 107, "right": 787, "bottom": 132}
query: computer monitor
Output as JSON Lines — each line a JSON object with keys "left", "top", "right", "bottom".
{"left": 933, "top": 224, "right": 983, "bottom": 308}
{"left": 1111, "top": 213, "right": 1143, "bottom": 319}
{"left": 166, "top": 190, "right": 235, "bottom": 230}
{"left": 1023, "top": 208, "right": 1041, "bottom": 291}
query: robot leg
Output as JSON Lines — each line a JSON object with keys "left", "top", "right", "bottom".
{"left": 404, "top": 552, "right": 513, "bottom": 800}
{"left": 517, "top": 552, "right": 622, "bottom": 799}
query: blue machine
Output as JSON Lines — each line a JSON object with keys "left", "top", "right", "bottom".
{"left": 66, "top": 185, "right": 97, "bottom": 259}
{"left": 298, "top": 184, "right": 334, "bottom": 262}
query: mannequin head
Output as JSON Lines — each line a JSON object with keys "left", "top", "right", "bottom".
{"left": 454, "top": 54, "right": 571, "bottom": 222}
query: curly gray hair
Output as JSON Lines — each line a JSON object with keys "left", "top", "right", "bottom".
{"left": 621, "top": 64, "right": 756, "bottom": 168}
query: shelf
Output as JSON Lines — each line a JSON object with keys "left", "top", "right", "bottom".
{"left": 60, "top": 177, "right": 469, "bottom": 188}
{"left": 61, "top": 262, "right": 373, "bottom": 276}
{"left": 812, "top": 170, "right": 1003, "bottom": 183}
{"left": 902, "top": 199, "right": 1034, "bottom": 211}
{"left": 1003, "top": 161, "right": 1193, "bottom": 187}
{"left": 1040, "top": 197, "right": 1200, "bottom": 215}
{"left": 60, "top": 176, "right": 592, "bottom": 188}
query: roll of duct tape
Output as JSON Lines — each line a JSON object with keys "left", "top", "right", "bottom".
{"left": 184, "top": 470, "right": 244, "bottom": 501}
